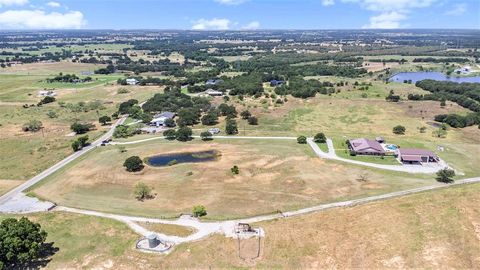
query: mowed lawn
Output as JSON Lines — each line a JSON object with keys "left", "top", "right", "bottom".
{"left": 4, "top": 182, "right": 480, "bottom": 269}
{"left": 31, "top": 139, "right": 434, "bottom": 220}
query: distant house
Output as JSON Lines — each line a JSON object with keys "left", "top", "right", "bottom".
{"left": 348, "top": 138, "right": 385, "bottom": 156}
{"left": 204, "top": 89, "right": 224, "bottom": 97}
{"left": 126, "top": 78, "right": 139, "bottom": 85}
{"left": 454, "top": 66, "right": 472, "bottom": 75}
{"left": 397, "top": 148, "right": 439, "bottom": 164}
{"left": 270, "top": 80, "right": 285, "bottom": 87}
{"left": 206, "top": 79, "right": 223, "bottom": 86}
{"left": 150, "top": 112, "right": 176, "bottom": 127}
{"left": 38, "top": 90, "right": 56, "bottom": 97}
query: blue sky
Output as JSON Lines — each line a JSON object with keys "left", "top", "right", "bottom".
{"left": 0, "top": 0, "right": 478, "bottom": 29}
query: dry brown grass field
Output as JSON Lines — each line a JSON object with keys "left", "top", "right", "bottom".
{"left": 5, "top": 182, "right": 480, "bottom": 269}
{"left": 31, "top": 139, "right": 434, "bottom": 219}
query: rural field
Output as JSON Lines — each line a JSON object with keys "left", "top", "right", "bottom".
{"left": 0, "top": 28, "right": 479, "bottom": 269}
{"left": 0, "top": 62, "right": 165, "bottom": 193}
{"left": 31, "top": 138, "right": 433, "bottom": 219}
{"left": 4, "top": 181, "right": 480, "bottom": 269}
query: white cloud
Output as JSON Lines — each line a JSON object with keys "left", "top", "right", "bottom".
{"left": 0, "top": 10, "right": 86, "bottom": 29}
{"left": 46, "top": 1, "right": 60, "bottom": 8}
{"left": 241, "top": 21, "right": 260, "bottom": 30}
{"left": 0, "top": 0, "right": 28, "bottom": 6}
{"left": 192, "top": 18, "right": 231, "bottom": 30}
{"left": 445, "top": 3, "right": 467, "bottom": 16}
{"left": 363, "top": 11, "right": 406, "bottom": 28}
{"left": 214, "top": 0, "right": 248, "bottom": 5}
{"left": 326, "top": 0, "right": 438, "bottom": 29}
{"left": 343, "top": 0, "right": 437, "bottom": 12}
{"left": 322, "top": 0, "right": 335, "bottom": 6}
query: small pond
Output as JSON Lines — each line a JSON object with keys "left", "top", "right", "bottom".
{"left": 147, "top": 150, "right": 219, "bottom": 167}
{"left": 389, "top": 72, "right": 480, "bottom": 84}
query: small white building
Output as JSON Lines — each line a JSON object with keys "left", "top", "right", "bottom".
{"left": 150, "top": 112, "right": 176, "bottom": 127}
{"left": 126, "top": 78, "right": 139, "bottom": 85}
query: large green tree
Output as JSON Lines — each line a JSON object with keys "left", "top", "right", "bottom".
{"left": 0, "top": 217, "right": 47, "bottom": 269}
{"left": 123, "top": 156, "right": 144, "bottom": 172}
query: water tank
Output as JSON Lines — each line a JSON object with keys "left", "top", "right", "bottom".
{"left": 147, "top": 233, "right": 159, "bottom": 248}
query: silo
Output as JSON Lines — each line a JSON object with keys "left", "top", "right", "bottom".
{"left": 147, "top": 233, "right": 159, "bottom": 248}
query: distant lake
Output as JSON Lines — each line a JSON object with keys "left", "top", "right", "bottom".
{"left": 147, "top": 150, "right": 219, "bottom": 167}
{"left": 389, "top": 72, "right": 480, "bottom": 84}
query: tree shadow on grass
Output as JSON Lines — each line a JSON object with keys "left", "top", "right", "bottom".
{"left": 12, "top": 242, "right": 59, "bottom": 270}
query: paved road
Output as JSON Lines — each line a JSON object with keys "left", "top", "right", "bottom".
{"left": 307, "top": 138, "right": 446, "bottom": 174}
{"left": 0, "top": 116, "right": 127, "bottom": 206}
{"left": 56, "top": 176, "right": 480, "bottom": 245}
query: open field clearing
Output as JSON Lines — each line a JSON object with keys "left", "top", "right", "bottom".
{"left": 31, "top": 139, "right": 435, "bottom": 219}
{"left": 3, "top": 182, "right": 480, "bottom": 269}
{"left": 0, "top": 62, "right": 105, "bottom": 75}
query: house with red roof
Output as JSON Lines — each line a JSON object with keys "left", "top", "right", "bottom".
{"left": 397, "top": 148, "right": 439, "bottom": 164}
{"left": 347, "top": 138, "right": 385, "bottom": 156}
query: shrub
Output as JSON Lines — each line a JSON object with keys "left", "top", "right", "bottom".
{"left": 393, "top": 125, "right": 406, "bottom": 135}
{"left": 123, "top": 156, "right": 144, "bottom": 172}
{"left": 247, "top": 116, "right": 258, "bottom": 125}
{"left": 192, "top": 205, "right": 207, "bottom": 217}
{"left": 297, "top": 136, "right": 307, "bottom": 144}
{"left": 0, "top": 217, "right": 47, "bottom": 268}
{"left": 38, "top": 96, "right": 56, "bottom": 105}
{"left": 240, "top": 110, "right": 251, "bottom": 120}
{"left": 313, "top": 132, "right": 327, "bottom": 143}
{"left": 117, "top": 88, "right": 129, "bottom": 94}
{"left": 200, "top": 131, "right": 213, "bottom": 141}
{"left": 46, "top": 110, "right": 57, "bottom": 118}
{"left": 231, "top": 165, "right": 240, "bottom": 175}
{"left": 22, "top": 119, "right": 43, "bottom": 132}
{"left": 436, "top": 169, "right": 455, "bottom": 183}
{"left": 134, "top": 182, "right": 153, "bottom": 201}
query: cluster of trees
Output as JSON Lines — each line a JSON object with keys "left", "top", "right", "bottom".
{"left": 414, "top": 80, "right": 480, "bottom": 128}
{"left": 60, "top": 100, "right": 105, "bottom": 113}
{"left": 412, "top": 57, "right": 469, "bottom": 63}
{"left": 142, "top": 90, "right": 211, "bottom": 113}
{"left": 385, "top": 90, "right": 401, "bottom": 102}
{"left": 275, "top": 76, "right": 334, "bottom": 98}
{"left": 434, "top": 113, "right": 480, "bottom": 128}
{"left": 220, "top": 73, "right": 263, "bottom": 96}
{"left": 94, "top": 64, "right": 115, "bottom": 74}
{"left": 163, "top": 126, "right": 193, "bottom": 141}
{"left": 46, "top": 73, "right": 91, "bottom": 83}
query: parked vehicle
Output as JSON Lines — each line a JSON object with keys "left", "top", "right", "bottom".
{"left": 208, "top": 128, "right": 221, "bottom": 135}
